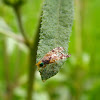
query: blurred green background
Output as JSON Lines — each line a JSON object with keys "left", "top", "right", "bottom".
{"left": 0, "top": 0, "right": 100, "bottom": 100}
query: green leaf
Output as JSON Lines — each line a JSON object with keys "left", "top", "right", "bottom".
{"left": 36, "top": 0, "right": 74, "bottom": 81}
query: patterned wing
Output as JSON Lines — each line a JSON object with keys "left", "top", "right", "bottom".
{"left": 41, "top": 47, "right": 70, "bottom": 64}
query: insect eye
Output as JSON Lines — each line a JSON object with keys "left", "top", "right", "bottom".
{"left": 39, "top": 62, "right": 44, "bottom": 67}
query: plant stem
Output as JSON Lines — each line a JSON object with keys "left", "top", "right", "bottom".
{"left": 26, "top": 49, "right": 37, "bottom": 100}
{"left": 74, "top": 0, "right": 86, "bottom": 100}
{"left": 13, "top": 6, "right": 30, "bottom": 47}
{"left": 26, "top": 41, "right": 39, "bottom": 100}
{"left": 75, "top": 0, "right": 82, "bottom": 58}
{"left": 26, "top": 17, "right": 41, "bottom": 100}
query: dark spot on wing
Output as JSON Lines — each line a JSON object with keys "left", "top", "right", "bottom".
{"left": 42, "top": 60, "right": 50, "bottom": 65}
{"left": 52, "top": 50, "right": 55, "bottom": 52}
{"left": 42, "top": 57, "right": 52, "bottom": 65}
